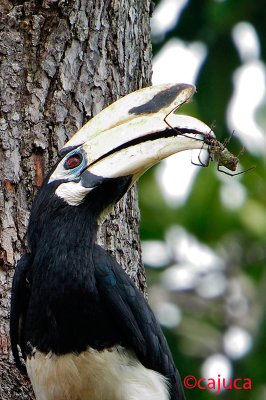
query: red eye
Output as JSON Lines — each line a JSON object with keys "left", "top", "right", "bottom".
{"left": 65, "top": 154, "right": 82, "bottom": 169}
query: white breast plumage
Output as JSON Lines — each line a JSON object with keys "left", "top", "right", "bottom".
{"left": 26, "top": 346, "right": 170, "bottom": 400}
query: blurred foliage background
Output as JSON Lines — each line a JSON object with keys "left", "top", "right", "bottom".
{"left": 139, "top": 1, "right": 266, "bottom": 399}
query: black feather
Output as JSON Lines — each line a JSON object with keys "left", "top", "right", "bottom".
{"left": 10, "top": 253, "right": 32, "bottom": 374}
{"left": 94, "top": 244, "right": 185, "bottom": 400}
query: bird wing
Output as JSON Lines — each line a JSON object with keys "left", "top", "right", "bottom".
{"left": 93, "top": 244, "right": 185, "bottom": 400}
{"left": 10, "top": 253, "right": 32, "bottom": 374}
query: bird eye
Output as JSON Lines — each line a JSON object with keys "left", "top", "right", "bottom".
{"left": 64, "top": 153, "right": 83, "bottom": 169}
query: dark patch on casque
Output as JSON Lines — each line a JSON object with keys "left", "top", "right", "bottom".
{"left": 129, "top": 84, "right": 193, "bottom": 115}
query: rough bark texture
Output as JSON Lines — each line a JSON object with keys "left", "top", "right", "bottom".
{"left": 0, "top": 0, "right": 152, "bottom": 397}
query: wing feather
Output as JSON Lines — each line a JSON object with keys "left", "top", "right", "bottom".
{"left": 94, "top": 245, "right": 185, "bottom": 400}
{"left": 10, "top": 253, "right": 32, "bottom": 374}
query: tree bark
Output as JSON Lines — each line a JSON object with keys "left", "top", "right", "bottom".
{"left": 0, "top": 0, "right": 152, "bottom": 397}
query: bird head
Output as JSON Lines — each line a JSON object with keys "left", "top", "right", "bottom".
{"left": 29, "top": 84, "right": 215, "bottom": 248}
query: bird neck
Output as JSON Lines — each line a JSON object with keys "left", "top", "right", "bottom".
{"left": 28, "top": 199, "right": 99, "bottom": 292}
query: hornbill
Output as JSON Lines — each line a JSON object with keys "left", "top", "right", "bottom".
{"left": 10, "top": 83, "right": 215, "bottom": 400}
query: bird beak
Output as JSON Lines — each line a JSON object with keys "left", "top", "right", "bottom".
{"left": 62, "top": 83, "right": 200, "bottom": 151}
{"left": 57, "top": 84, "right": 215, "bottom": 187}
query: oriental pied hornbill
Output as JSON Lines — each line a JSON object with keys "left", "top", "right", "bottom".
{"left": 10, "top": 84, "right": 215, "bottom": 400}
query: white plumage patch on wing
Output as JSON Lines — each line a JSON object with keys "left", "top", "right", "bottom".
{"left": 26, "top": 347, "right": 170, "bottom": 400}
{"left": 55, "top": 182, "right": 92, "bottom": 206}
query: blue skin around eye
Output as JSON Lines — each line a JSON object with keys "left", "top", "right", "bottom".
{"left": 63, "top": 149, "right": 87, "bottom": 178}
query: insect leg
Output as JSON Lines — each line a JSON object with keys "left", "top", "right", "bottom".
{"left": 163, "top": 104, "right": 203, "bottom": 140}
{"left": 217, "top": 164, "right": 256, "bottom": 176}
{"left": 191, "top": 139, "right": 211, "bottom": 167}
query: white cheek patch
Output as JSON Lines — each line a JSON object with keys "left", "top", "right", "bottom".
{"left": 55, "top": 182, "right": 93, "bottom": 206}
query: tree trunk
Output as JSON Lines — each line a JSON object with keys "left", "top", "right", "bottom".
{"left": 0, "top": 1, "right": 152, "bottom": 397}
